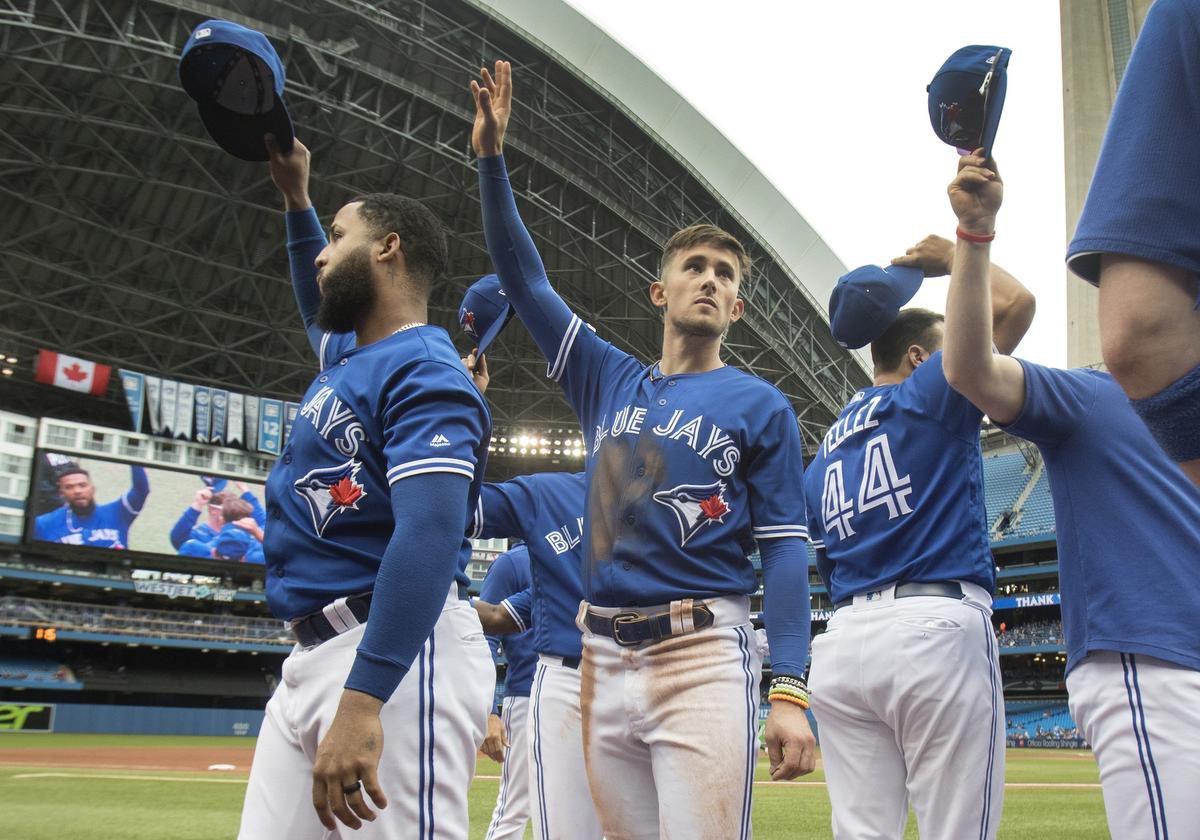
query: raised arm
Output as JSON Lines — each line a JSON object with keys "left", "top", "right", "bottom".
{"left": 266, "top": 135, "right": 331, "bottom": 361}
{"left": 471, "top": 62, "right": 621, "bottom": 406}
{"left": 939, "top": 151, "right": 1029, "bottom": 426}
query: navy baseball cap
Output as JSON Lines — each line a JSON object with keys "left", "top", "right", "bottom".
{"left": 828, "top": 264, "right": 925, "bottom": 349}
{"left": 928, "top": 45, "right": 1012, "bottom": 155}
{"left": 179, "top": 20, "right": 294, "bottom": 162}
{"left": 459, "top": 274, "right": 515, "bottom": 356}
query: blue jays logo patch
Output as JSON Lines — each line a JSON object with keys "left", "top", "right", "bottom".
{"left": 652, "top": 480, "right": 731, "bottom": 546}
{"left": 459, "top": 308, "right": 477, "bottom": 337}
{"left": 294, "top": 459, "right": 367, "bottom": 536}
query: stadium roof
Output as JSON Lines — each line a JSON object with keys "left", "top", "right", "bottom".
{"left": 0, "top": 0, "right": 869, "bottom": 457}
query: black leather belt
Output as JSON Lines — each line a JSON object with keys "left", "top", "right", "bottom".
{"left": 561, "top": 655, "right": 580, "bottom": 669}
{"left": 584, "top": 603, "right": 714, "bottom": 647}
{"left": 292, "top": 584, "right": 471, "bottom": 648}
{"left": 292, "top": 592, "right": 372, "bottom": 648}
{"left": 834, "top": 581, "right": 965, "bottom": 611}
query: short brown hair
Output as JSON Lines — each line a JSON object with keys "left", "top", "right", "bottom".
{"left": 221, "top": 497, "right": 254, "bottom": 523}
{"left": 870, "top": 308, "right": 944, "bottom": 372}
{"left": 659, "top": 224, "right": 751, "bottom": 284}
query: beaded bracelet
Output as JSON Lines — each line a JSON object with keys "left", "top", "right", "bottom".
{"left": 769, "top": 691, "right": 810, "bottom": 710}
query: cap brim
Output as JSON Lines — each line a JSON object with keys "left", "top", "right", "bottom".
{"left": 882, "top": 264, "right": 925, "bottom": 308}
{"left": 475, "top": 306, "right": 516, "bottom": 356}
{"left": 195, "top": 99, "right": 294, "bottom": 162}
{"left": 979, "top": 66, "right": 1008, "bottom": 156}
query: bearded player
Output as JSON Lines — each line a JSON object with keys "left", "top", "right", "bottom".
{"left": 237, "top": 135, "right": 494, "bottom": 839}
{"left": 471, "top": 61, "right": 814, "bottom": 839}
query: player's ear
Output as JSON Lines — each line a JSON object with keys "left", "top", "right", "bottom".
{"left": 729, "top": 296, "right": 745, "bottom": 323}
{"left": 376, "top": 231, "right": 402, "bottom": 263}
{"left": 649, "top": 279, "right": 668, "bottom": 310}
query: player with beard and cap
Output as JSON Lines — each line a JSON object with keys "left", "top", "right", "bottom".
{"left": 236, "top": 135, "right": 495, "bottom": 839}
{"left": 34, "top": 461, "right": 149, "bottom": 549}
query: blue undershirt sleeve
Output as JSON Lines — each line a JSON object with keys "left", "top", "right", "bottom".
{"left": 169, "top": 507, "right": 200, "bottom": 550}
{"left": 477, "top": 155, "right": 579, "bottom": 368}
{"left": 759, "top": 535, "right": 811, "bottom": 677}
{"left": 285, "top": 208, "right": 329, "bottom": 360}
{"left": 344, "top": 472, "right": 469, "bottom": 702}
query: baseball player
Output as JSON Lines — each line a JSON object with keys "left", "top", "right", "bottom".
{"left": 1066, "top": 0, "right": 1200, "bottom": 486}
{"left": 803, "top": 157, "right": 1036, "bottom": 839}
{"left": 468, "top": 468, "right": 603, "bottom": 840}
{"left": 943, "top": 149, "right": 1200, "bottom": 838}
{"left": 34, "top": 462, "right": 149, "bottom": 549}
{"left": 237, "top": 135, "right": 494, "bottom": 839}
{"left": 479, "top": 543, "right": 537, "bottom": 840}
{"left": 471, "top": 61, "right": 815, "bottom": 839}
{"left": 169, "top": 481, "right": 264, "bottom": 551}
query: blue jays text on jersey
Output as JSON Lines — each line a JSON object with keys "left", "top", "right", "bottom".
{"left": 804, "top": 351, "right": 992, "bottom": 604}
{"left": 473, "top": 471, "right": 588, "bottom": 660}
{"left": 34, "top": 465, "right": 149, "bottom": 549}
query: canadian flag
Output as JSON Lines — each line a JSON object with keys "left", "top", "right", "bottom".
{"left": 35, "top": 350, "right": 112, "bottom": 396}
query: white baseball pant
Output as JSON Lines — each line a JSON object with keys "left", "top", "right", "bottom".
{"left": 528, "top": 654, "right": 604, "bottom": 840}
{"left": 579, "top": 595, "right": 761, "bottom": 840}
{"left": 809, "top": 582, "right": 1005, "bottom": 840}
{"left": 238, "top": 585, "right": 495, "bottom": 839}
{"left": 1067, "top": 650, "right": 1200, "bottom": 840}
{"left": 484, "top": 695, "right": 531, "bottom": 840}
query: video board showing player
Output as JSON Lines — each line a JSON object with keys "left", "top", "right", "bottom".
{"left": 28, "top": 451, "right": 266, "bottom": 566}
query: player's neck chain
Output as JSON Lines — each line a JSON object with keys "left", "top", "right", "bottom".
{"left": 392, "top": 322, "right": 425, "bottom": 335}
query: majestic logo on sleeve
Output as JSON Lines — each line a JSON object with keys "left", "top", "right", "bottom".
{"left": 652, "top": 481, "right": 731, "bottom": 546}
{"left": 294, "top": 459, "right": 367, "bottom": 536}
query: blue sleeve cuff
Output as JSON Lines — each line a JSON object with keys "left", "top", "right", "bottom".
{"left": 345, "top": 650, "right": 411, "bottom": 703}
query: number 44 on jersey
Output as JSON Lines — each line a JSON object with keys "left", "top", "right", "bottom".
{"left": 821, "top": 433, "right": 913, "bottom": 542}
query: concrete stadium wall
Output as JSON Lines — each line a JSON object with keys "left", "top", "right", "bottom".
{"left": 52, "top": 702, "right": 263, "bottom": 737}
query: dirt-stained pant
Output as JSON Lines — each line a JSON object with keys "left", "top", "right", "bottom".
{"left": 578, "top": 595, "right": 760, "bottom": 840}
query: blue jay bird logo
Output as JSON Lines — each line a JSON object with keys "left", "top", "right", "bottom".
{"left": 294, "top": 459, "right": 367, "bottom": 536}
{"left": 652, "top": 480, "right": 732, "bottom": 546}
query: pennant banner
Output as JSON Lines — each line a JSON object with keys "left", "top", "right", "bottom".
{"left": 118, "top": 370, "right": 145, "bottom": 433}
{"left": 193, "top": 386, "right": 212, "bottom": 443}
{"left": 258, "top": 398, "right": 283, "bottom": 455}
{"left": 145, "top": 376, "right": 162, "bottom": 434}
{"left": 175, "top": 382, "right": 195, "bottom": 441}
{"left": 210, "top": 389, "right": 228, "bottom": 446}
{"left": 283, "top": 401, "right": 300, "bottom": 446}
{"left": 35, "top": 350, "right": 112, "bottom": 396}
{"left": 227, "top": 392, "right": 245, "bottom": 448}
{"left": 159, "top": 379, "right": 178, "bottom": 437}
{"left": 244, "top": 395, "right": 260, "bottom": 452}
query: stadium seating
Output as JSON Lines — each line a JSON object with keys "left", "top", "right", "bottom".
{"left": 1004, "top": 702, "right": 1079, "bottom": 740}
{"left": 983, "top": 452, "right": 1031, "bottom": 534}
{"left": 1009, "top": 472, "right": 1056, "bottom": 538}
{"left": 0, "top": 597, "right": 292, "bottom": 647}
{"left": 997, "top": 619, "right": 1063, "bottom": 648}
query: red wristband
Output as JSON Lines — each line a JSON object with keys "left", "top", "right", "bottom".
{"left": 957, "top": 226, "right": 995, "bottom": 243}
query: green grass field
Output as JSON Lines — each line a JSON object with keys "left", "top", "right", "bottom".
{"left": 0, "top": 734, "right": 1110, "bottom": 838}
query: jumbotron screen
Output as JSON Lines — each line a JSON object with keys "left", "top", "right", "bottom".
{"left": 27, "top": 450, "right": 267, "bottom": 566}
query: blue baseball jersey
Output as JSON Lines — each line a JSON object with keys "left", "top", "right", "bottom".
{"left": 471, "top": 471, "right": 587, "bottom": 659}
{"left": 480, "top": 545, "right": 537, "bottom": 698}
{"left": 804, "top": 352, "right": 992, "bottom": 603}
{"left": 34, "top": 466, "right": 149, "bottom": 549}
{"left": 999, "top": 364, "right": 1200, "bottom": 673}
{"left": 1068, "top": 0, "right": 1200, "bottom": 286}
{"left": 263, "top": 325, "right": 489, "bottom": 619}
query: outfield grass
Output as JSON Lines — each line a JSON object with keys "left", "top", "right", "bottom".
{"left": 0, "top": 735, "right": 1110, "bottom": 838}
